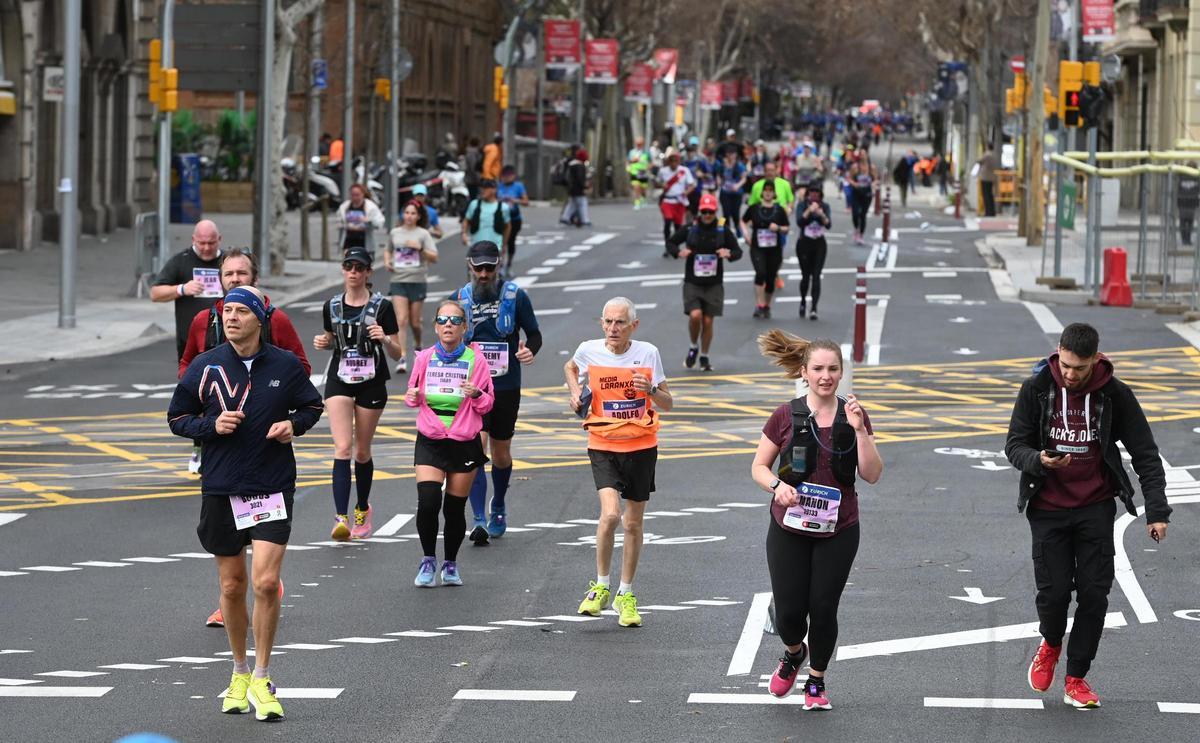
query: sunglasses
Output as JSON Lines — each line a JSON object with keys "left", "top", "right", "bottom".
{"left": 699, "top": 210, "right": 716, "bottom": 215}
{"left": 342, "top": 262, "right": 368, "bottom": 273}
{"left": 470, "top": 263, "right": 499, "bottom": 273}
{"left": 435, "top": 315, "right": 466, "bottom": 326}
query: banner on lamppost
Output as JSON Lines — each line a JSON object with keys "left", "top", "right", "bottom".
{"left": 544, "top": 19, "right": 581, "bottom": 69}
{"left": 739, "top": 76, "right": 754, "bottom": 103}
{"left": 584, "top": 39, "right": 619, "bottom": 84}
{"left": 1080, "top": 0, "right": 1115, "bottom": 43}
{"left": 652, "top": 48, "right": 678, "bottom": 85}
{"left": 720, "top": 79, "right": 738, "bottom": 105}
{"left": 624, "top": 63, "right": 654, "bottom": 103}
{"left": 700, "top": 80, "right": 722, "bottom": 110}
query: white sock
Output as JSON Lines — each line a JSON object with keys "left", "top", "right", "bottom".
{"left": 233, "top": 660, "right": 250, "bottom": 675}
{"left": 618, "top": 581, "right": 633, "bottom": 595}
{"left": 596, "top": 574, "right": 610, "bottom": 588}
{"left": 252, "top": 666, "right": 269, "bottom": 679}
{"left": 690, "top": 343, "right": 699, "bottom": 350}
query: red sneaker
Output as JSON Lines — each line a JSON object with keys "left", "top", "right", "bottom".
{"left": 768, "top": 645, "right": 807, "bottom": 698}
{"left": 1027, "top": 640, "right": 1061, "bottom": 692}
{"left": 1063, "top": 676, "right": 1100, "bottom": 708}
{"left": 206, "top": 607, "right": 224, "bottom": 628}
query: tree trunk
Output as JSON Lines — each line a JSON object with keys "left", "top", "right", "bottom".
{"left": 1025, "top": 0, "right": 1051, "bottom": 246}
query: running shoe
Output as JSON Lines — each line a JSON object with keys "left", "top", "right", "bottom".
{"left": 206, "top": 607, "right": 225, "bottom": 628}
{"left": 188, "top": 444, "right": 202, "bottom": 474}
{"left": 330, "top": 514, "right": 351, "bottom": 541}
{"left": 1063, "top": 676, "right": 1100, "bottom": 708}
{"left": 798, "top": 301, "right": 806, "bottom": 318}
{"left": 440, "top": 560, "right": 463, "bottom": 586}
{"left": 396, "top": 357, "right": 408, "bottom": 375}
{"left": 809, "top": 310, "right": 819, "bottom": 322}
{"left": 469, "top": 518, "right": 490, "bottom": 546}
{"left": 1028, "top": 640, "right": 1061, "bottom": 692}
{"left": 414, "top": 556, "right": 437, "bottom": 587}
{"left": 350, "top": 505, "right": 373, "bottom": 539}
{"left": 685, "top": 347, "right": 698, "bottom": 369}
{"left": 699, "top": 356, "right": 713, "bottom": 372}
{"left": 577, "top": 581, "right": 611, "bottom": 616}
{"left": 752, "top": 306, "right": 764, "bottom": 319}
{"left": 247, "top": 676, "right": 284, "bottom": 721}
{"left": 768, "top": 644, "right": 807, "bottom": 698}
{"left": 487, "top": 509, "right": 507, "bottom": 538}
{"left": 803, "top": 678, "right": 832, "bottom": 710}
{"left": 221, "top": 671, "right": 252, "bottom": 714}
{"left": 762, "top": 306, "right": 771, "bottom": 319}
{"left": 613, "top": 591, "right": 642, "bottom": 627}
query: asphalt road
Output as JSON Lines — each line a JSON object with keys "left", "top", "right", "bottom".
{"left": 2, "top": 186, "right": 1200, "bottom": 742}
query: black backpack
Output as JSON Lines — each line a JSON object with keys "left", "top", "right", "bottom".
{"left": 205, "top": 303, "right": 275, "bottom": 351}
{"left": 466, "top": 199, "right": 507, "bottom": 235}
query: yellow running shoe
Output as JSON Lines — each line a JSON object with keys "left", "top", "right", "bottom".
{"left": 577, "top": 581, "right": 611, "bottom": 616}
{"left": 613, "top": 591, "right": 642, "bottom": 628}
{"left": 247, "top": 675, "right": 284, "bottom": 721}
{"left": 221, "top": 671, "right": 251, "bottom": 714}
{"left": 331, "top": 514, "right": 351, "bottom": 541}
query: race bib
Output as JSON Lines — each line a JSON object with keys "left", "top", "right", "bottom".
{"left": 229, "top": 491, "right": 287, "bottom": 531}
{"left": 693, "top": 253, "right": 718, "bottom": 277}
{"left": 397, "top": 247, "right": 421, "bottom": 268}
{"left": 782, "top": 482, "right": 841, "bottom": 534}
{"left": 804, "top": 221, "right": 826, "bottom": 239}
{"left": 601, "top": 397, "right": 647, "bottom": 420}
{"left": 194, "top": 268, "right": 223, "bottom": 298}
{"left": 756, "top": 228, "right": 778, "bottom": 248}
{"left": 337, "top": 348, "right": 376, "bottom": 384}
{"left": 425, "top": 359, "right": 470, "bottom": 397}
{"left": 477, "top": 342, "right": 510, "bottom": 377}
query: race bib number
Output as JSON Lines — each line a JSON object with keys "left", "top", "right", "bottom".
{"left": 426, "top": 359, "right": 470, "bottom": 396}
{"left": 782, "top": 482, "right": 841, "bottom": 534}
{"left": 756, "top": 228, "right": 778, "bottom": 248}
{"left": 693, "top": 253, "right": 718, "bottom": 277}
{"left": 804, "top": 221, "right": 826, "bottom": 239}
{"left": 337, "top": 349, "right": 376, "bottom": 384}
{"left": 194, "top": 268, "right": 223, "bottom": 298}
{"left": 397, "top": 247, "right": 421, "bottom": 268}
{"left": 229, "top": 491, "right": 287, "bottom": 531}
{"left": 601, "top": 397, "right": 647, "bottom": 420}
{"left": 477, "top": 342, "right": 510, "bottom": 377}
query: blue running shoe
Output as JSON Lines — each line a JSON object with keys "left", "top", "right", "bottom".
{"left": 440, "top": 560, "right": 463, "bottom": 586}
{"left": 414, "top": 556, "right": 437, "bottom": 587}
{"left": 487, "top": 510, "right": 507, "bottom": 538}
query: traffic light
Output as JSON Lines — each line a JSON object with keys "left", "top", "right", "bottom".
{"left": 148, "top": 39, "right": 162, "bottom": 105}
{"left": 493, "top": 66, "right": 504, "bottom": 103}
{"left": 1083, "top": 60, "right": 1101, "bottom": 87}
{"left": 1013, "top": 73, "right": 1027, "bottom": 107}
{"left": 499, "top": 83, "right": 510, "bottom": 111}
{"left": 1059, "top": 60, "right": 1083, "bottom": 127}
{"left": 374, "top": 77, "right": 391, "bottom": 101}
{"left": 161, "top": 67, "right": 178, "bottom": 113}
{"left": 1079, "top": 85, "right": 1105, "bottom": 128}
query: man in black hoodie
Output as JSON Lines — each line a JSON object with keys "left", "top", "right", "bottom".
{"left": 1005, "top": 323, "right": 1169, "bottom": 709}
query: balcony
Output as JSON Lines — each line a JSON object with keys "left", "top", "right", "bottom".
{"left": 1157, "top": 0, "right": 1189, "bottom": 27}
{"left": 1138, "top": 0, "right": 1165, "bottom": 27}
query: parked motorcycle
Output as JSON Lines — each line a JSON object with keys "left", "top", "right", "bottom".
{"left": 437, "top": 161, "right": 469, "bottom": 217}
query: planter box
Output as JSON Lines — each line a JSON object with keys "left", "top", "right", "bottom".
{"left": 199, "top": 181, "right": 254, "bottom": 213}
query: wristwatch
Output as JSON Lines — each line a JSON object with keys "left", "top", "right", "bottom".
{"left": 769, "top": 478, "right": 781, "bottom": 491}
{"left": 649, "top": 384, "right": 658, "bottom": 395}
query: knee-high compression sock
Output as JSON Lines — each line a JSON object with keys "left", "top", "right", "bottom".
{"left": 332, "top": 458, "right": 352, "bottom": 516}
{"left": 354, "top": 459, "right": 374, "bottom": 511}
{"left": 416, "top": 481, "right": 443, "bottom": 557}
{"left": 468, "top": 468, "right": 488, "bottom": 521}
{"left": 490, "top": 466, "right": 513, "bottom": 512}
{"left": 442, "top": 494, "right": 468, "bottom": 561}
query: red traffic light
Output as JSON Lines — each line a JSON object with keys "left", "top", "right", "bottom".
{"left": 1067, "top": 91, "right": 1079, "bottom": 106}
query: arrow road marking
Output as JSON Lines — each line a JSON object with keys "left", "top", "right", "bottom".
{"left": 971, "top": 461, "right": 1009, "bottom": 472}
{"left": 0, "top": 514, "right": 26, "bottom": 528}
{"left": 950, "top": 587, "right": 1005, "bottom": 605}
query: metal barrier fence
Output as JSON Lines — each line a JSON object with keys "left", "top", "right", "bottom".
{"left": 130, "top": 212, "right": 159, "bottom": 298}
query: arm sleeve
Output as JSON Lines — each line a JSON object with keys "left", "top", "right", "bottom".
{"left": 178, "top": 311, "right": 207, "bottom": 378}
{"left": 167, "top": 365, "right": 218, "bottom": 441}
{"left": 271, "top": 310, "right": 311, "bottom": 376}
{"left": 1004, "top": 380, "right": 1045, "bottom": 476}
{"left": 1115, "top": 388, "right": 1170, "bottom": 522}
{"left": 287, "top": 362, "right": 325, "bottom": 437}
{"left": 516, "top": 292, "right": 542, "bottom": 355}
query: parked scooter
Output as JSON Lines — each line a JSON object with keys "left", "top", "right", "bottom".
{"left": 437, "top": 161, "right": 469, "bottom": 217}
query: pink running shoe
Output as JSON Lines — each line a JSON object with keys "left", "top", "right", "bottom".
{"left": 803, "top": 678, "right": 832, "bottom": 711}
{"left": 767, "top": 644, "right": 807, "bottom": 698}
{"left": 351, "top": 505, "right": 373, "bottom": 539}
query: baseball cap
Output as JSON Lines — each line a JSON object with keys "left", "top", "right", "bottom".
{"left": 466, "top": 241, "right": 501, "bottom": 266}
{"left": 688, "top": 135, "right": 700, "bottom": 146}
{"left": 343, "top": 247, "right": 372, "bottom": 267}
{"left": 480, "top": 178, "right": 497, "bottom": 188}
{"left": 725, "top": 128, "right": 736, "bottom": 137}
{"left": 412, "top": 184, "right": 428, "bottom": 196}
{"left": 699, "top": 193, "right": 719, "bottom": 212}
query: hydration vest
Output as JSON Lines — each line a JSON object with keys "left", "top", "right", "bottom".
{"left": 456, "top": 280, "right": 519, "bottom": 342}
{"left": 204, "top": 302, "right": 275, "bottom": 352}
{"left": 329, "top": 292, "right": 387, "bottom": 356}
{"left": 466, "top": 199, "right": 508, "bottom": 236}
{"left": 687, "top": 217, "right": 726, "bottom": 245}
{"left": 777, "top": 396, "right": 858, "bottom": 489}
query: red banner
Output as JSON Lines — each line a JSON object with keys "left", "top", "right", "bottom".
{"left": 652, "top": 48, "right": 678, "bottom": 85}
{"left": 1080, "top": 0, "right": 1114, "bottom": 42}
{"left": 544, "top": 19, "right": 581, "bottom": 68}
{"left": 623, "top": 63, "right": 654, "bottom": 103}
{"left": 739, "top": 77, "right": 754, "bottom": 103}
{"left": 584, "top": 39, "right": 619, "bottom": 84}
{"left": 700, "top": 81, "right": 722, "bottom": 110}
{"left": 720, "top": 79, "right": 738, "bottom": 105}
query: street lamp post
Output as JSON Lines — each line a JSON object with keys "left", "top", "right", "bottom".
{"left": 59, "top": 0, "right": 82, "bottom": 329}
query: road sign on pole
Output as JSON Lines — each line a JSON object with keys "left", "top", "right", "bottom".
{"left": 312, "top": 59, "right": 327, "bottom": 90}
{"left": 1059, "top": 181, "right": 1077, "bottom": 229}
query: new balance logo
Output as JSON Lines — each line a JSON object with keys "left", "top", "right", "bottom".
{"left": 269, "top": 379, "right": 281, "bottom": 387}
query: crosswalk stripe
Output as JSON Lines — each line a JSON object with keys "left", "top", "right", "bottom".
{"left": 36, "top": 671, "right": 109, "bottom": 678}
{"left": 538, "top": 615, "right": 601, "bottom": 622}
{"left": 688, "top": 692, "right": 806, "bottom": 705}
{"left": 385, "top": 631, "right": 451, "bottom": 638}
{"left": 98, "top": 663, "right": 168, "bottom": 671}
{"left": 158, "top": 657, "right": 223, "bottom": 664}
{"left": 925, "top": 697, "right": 1043, "bottom": 709}
{"left": 71, "top": 561, "right": 131, "bottom": 568}
{"left": 121, "top": 557, "right": 180, "bottom": 563}
{"left": 437, "top": 625, "right": 500, "bottom": 632}
{"left": 20, "top": 566, "right": 81, "bottom": 572}
{"left": 275, "top": 643, "right": 343, "bottom": 650}
{"left": 454, "top": 689, "right": 576, "bottom": 701}
{"left": 489, "top": 620, "right": 551, "bottom": 627}
{"left": 0, "top": 678, "right": 43, "bottom": 686}
{"left": 332, "top": 637, "right": 396, "bottom": 644}
{"left": 0, "top": 686, "right": 112, "bottom": 698}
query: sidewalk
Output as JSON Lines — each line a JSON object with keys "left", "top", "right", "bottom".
{"left": 0, "top": 210, "right": 459, "bottom": 367}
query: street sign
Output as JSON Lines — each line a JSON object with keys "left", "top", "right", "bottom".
{"left": 43, "top": 66, "right": 64, "bottom": 102}
{"left": 175, "top": 2, "right": 260, "bottom": 92}
{"left": 700, "top": 81, "right": 722, "bottom": 110}
{"left": 623, "top": 63, "right": 653, "bottom": 103}
{"left": 1009, "top": 55, "right": 1025, "bottom": 73}
{"left": 393, "top": 47, "right": 413, "bottom": 82}
{"left": 312, "top": 59, "right": 327, "bottom": 90}
{"left": 1101, "top": 54, "right": 1121, "bottom": 84}
{"left": 584, "top": 39, "right": 619, "bottom": 84}
{"left": 1059, "top": 181, "right": 1077, "bottom": 230}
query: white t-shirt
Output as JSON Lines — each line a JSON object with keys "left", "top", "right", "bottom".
{"left": 572, "top": 338, "right": 667, "bottom": 387}
{"left": 657, "top": 166, "right": 696, "bottom": 205}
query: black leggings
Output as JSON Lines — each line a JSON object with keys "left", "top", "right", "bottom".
{"left": 416, "top": 481, "right": 467, "bottom": 561}
{"left": 750, "top": 246, "right": 783, "bottom": 292}
{"left": 851, "top": 189, "right": 872, "bottom": 233}
{"left": 796, "top": 237, "right": 827, "bottom": 308}
{"left": 505, "top": 219, "right": 522, "bottom": 261}
{"left": 766, "top": 518, "right": 859, "bottom": 672}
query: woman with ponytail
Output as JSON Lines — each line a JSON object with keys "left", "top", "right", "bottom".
{"left": 750, "top": 329, "right": 883, "bottom": 709}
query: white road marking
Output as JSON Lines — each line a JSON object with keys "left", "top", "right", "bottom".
{"left": 453, "top": 689, "right": 576, "bottom": 702}
{"left": 384, "top": 631, "right": 451, "bottom": 638}
{"left": 952, "top": 348, "right": 980, "bottom": 356}
{"left": 645, "top": 511, "right": 693, "bottom": 517}
{"left": 1159, "top": 702, "right": 1200, "bottom": 714}
{"left": 866, "top": 298, "right": 888, "bottom": 366}
{"left": 72, "top": 561, "right": 131, "bottom": 568}
{"left": 1020, "top": 301, "right": 1064, "bottom": 334}
{"left": 542, "top": 258, "right": 568, "bottom": 266}
{"left": 437, "top": 625, "right": 501, "bottom": 632}
{"left": 718, "top": 502, "right": 765, "bottom": 508}
{"left": 0, "top": 514, "right": 26, "bottom": 527}
{"left": 513, "top": 275, "right": 538, "bottom": 288}
{"left": 681, "top": 507, "right": 728, "bottom": 513}
{"left": 489, "top": 620, "right": 551, "bottom": 627}
{"left": 522, "top": 266, "right": 989, "bottom": 291}
{"left": 20, "top": 566, "right": 82, "bottom": 572}
{"left": 285, "top": 545, "right": 322, "bottom": 551}
{"left": 682, "top": 599, "right": 742, "bottom": 606}
{"left": 638, "top": 605, "right": 696, "bottom": 611}
{"left": 726, "top": 592, "right": 773, "bottom": 676}
{"left": 538, "top": 615, "right": 602, "bottom": 623}
{"left": 121, "top": 556, "right": 180, "bottom": 563}
{"left": 533, "top": 307, "right": 573, "bottom": 315}
{"left": 168, "top": 552, "right": 213, "bottom": 559}
{"left": 0, "top": 571, "right": 29, "bottom": 577}
{"left": 1114, "top": 490, "right": 1200, "bottom": 624}
{"left": 0, "top": 678, "right": 43, "bottom": 686}
{"left": 583, "top": 232, "right": 617, "bottom": 244}
{"left": 688, "top": 693, "right": 806, "bottom": 705}
{"left": 949, "top": 587, "right": 1005, "bottom": 605}
{"left": 923, "top": 271, "right": 958, "bottom": 278}
{"left": 524, "top": 522, "right": 579, "bottom": 528}
{"left": 98, "top": 663, "right": 169, "bottom": 671}
{"left": 641, "top": 279, "right": 680, "bottom": 287}
{"left": 159, "top": 656, "right": 223, "bottom": 664}
{"left": 924, "top": 697, "right": 1043, "bottom": 710}
{"left": 836, "top": 611, "right": 1127, "bottom": 661}
{"left": 275, "top": 643, "right": 344, "bottom": 650}
{"left": 375, "top": 513, "right": 414, "bottom": 537}
{"left": 332, "top": 637, "right": 397, "bottom": 644}
{"left": 218, "top": 687, "right": 343, "bottom": 699}
{"left": 1167, "top": 322, "right": 1200, "bottom": 351}
{"left": 563, "top": 284, "right": 605, "bottom": 292}
{"left": 557, "top": 251, "right": 582, "bottom": 258}
{"left": 0, "top": 649, "right": 32, "bottom": 654}
{"left": 36, "top": 671, "right": 108, "bottom": 678}
{"left": 724, "top": 298, "right": 738, "bottom": 305}
{"left": 0, "top": 686, "right": 112, "bottom": 698}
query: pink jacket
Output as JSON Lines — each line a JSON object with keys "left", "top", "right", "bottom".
{"left": 406, "top": 343, "right": 494, "bottom": 440}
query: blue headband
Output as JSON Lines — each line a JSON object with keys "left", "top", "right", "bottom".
{"left": 224, "top": 287, "right": 267, "bottom": 325}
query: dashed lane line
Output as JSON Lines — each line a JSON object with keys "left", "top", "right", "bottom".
{"left": 454, "top": 689, "right": 576, "bottom": 702}
{"left": 924, "top": 697, "right": 1044, "bottom": 710}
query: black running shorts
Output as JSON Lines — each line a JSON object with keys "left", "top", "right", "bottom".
{"left": 197, "top": 489, "right": 294, "bottom": 557}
